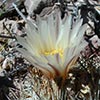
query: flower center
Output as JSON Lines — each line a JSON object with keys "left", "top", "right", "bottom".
{"left": 42, "top": 48, "right": 64, "bottom": 57}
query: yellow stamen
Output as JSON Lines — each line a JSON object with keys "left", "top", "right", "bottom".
{"left": 42, "top": 48, "right": 64, "bottom": 57}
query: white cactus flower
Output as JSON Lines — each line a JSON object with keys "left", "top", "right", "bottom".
{"left": 16, "top": 8, "right": 88, "bottom": 83}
